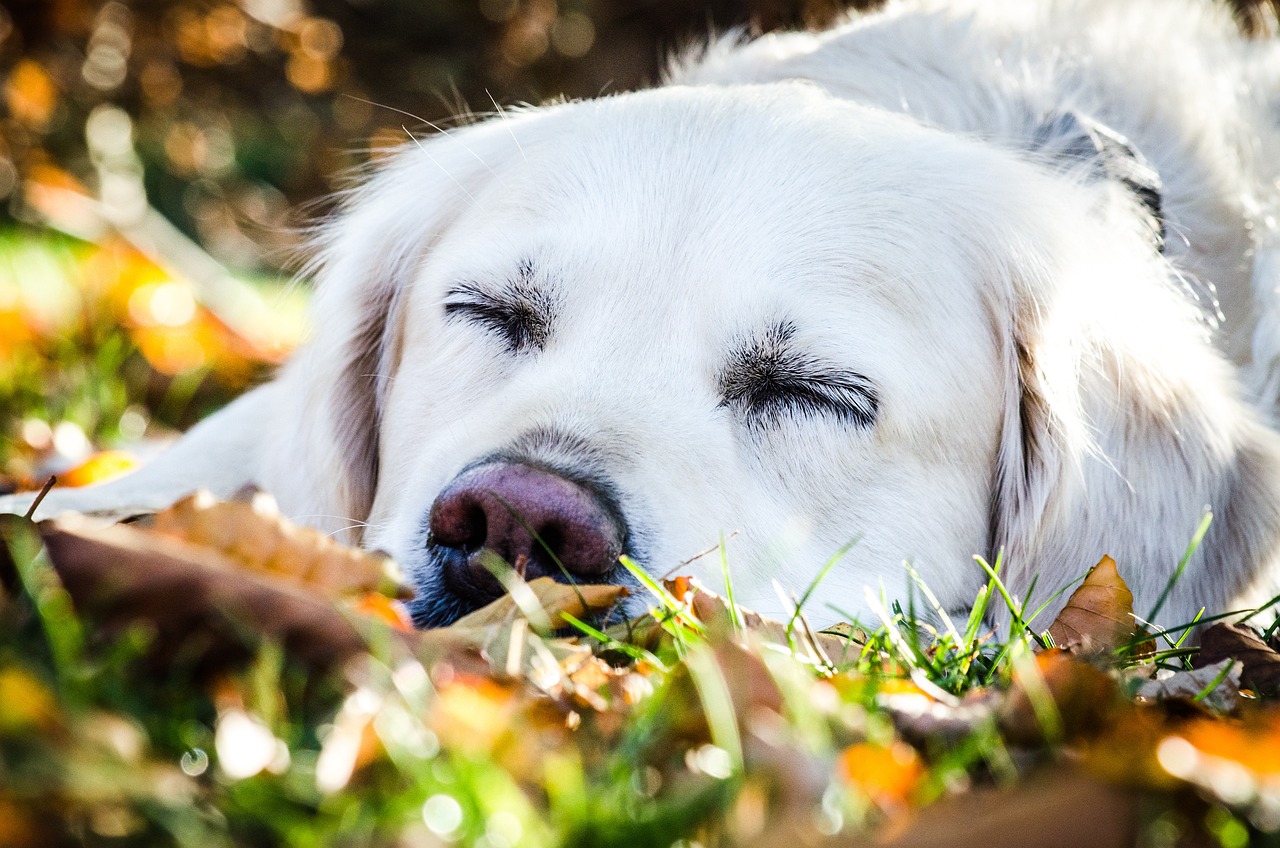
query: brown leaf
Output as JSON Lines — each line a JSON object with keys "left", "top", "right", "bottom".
{"left": 41, "top": 515, "right": 377, "bottom": 669}
{"left": 1045, "top": 555, "right": 1136, "bottom": 654}
{"left": 669, "top": 575, "right": 855, "bottom": 663}
{"left": 745, "top": 769, "right": 1141, "bottom": 848}
{"left": 450, "top": 576, "right": 629, "bottom": 630}
{"left": 1193, "top": 622, "right": 1280, "bottom": 695}
{"left": 1135, "top": 660, "right": 1241, "bottom": 713}
{"left": 36, "top": 514, "right": 489, "bottom": 672}
{"left": 999, "top": 649, "right": 1122, "bottom": 745}
{"left": 152, "top": 490, "right": 408, "bottom": 599}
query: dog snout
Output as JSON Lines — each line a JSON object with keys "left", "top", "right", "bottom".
{"left": 428, "top": 463, "right": 624, "bottom": 591}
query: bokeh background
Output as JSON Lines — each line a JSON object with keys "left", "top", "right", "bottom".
{"left": 0, "top": 0, "right": 1275, "bottom": 490}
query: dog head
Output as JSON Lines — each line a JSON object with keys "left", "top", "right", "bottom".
{"left": 263, "top": 81, "right": 1280, "bottom": 629}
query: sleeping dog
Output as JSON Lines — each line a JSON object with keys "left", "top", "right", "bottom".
{"left": 5, "top": 0, "right": 1280, "bottom": 630}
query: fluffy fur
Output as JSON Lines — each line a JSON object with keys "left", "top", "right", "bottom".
{"left": 6, "top": 0, "right": 1280, "bottom": 629}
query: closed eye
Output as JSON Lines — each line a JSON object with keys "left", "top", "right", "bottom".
{"left": 719, "top": 322, "right": 879, "bottom": 428}
{"left": 443, "top": 276, "right": 553, "bottom": 354}
{"left": 720, "top": 369, "right": 879, "bottom": 427}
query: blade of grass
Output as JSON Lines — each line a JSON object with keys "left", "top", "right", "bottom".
{"left": 619, "top": 555, "right": 706, "bottom": 639}
{"left": 1192, "top": 659, "right": 1236, "bottom": 703}
{"left": 973, "top": 550, "right": 1030, "bottom": 635}
{"left": 560, "top": 611, "right": 668, "bottom": 671}
{"left": 477, "top": 550, "right": 554, "bottom": 634}
{"left": 684, "top": 647, "right": 744, "bottom": 777}
{"left": 718, "top": 533, "right": 742, "bottom": 634}
{"left": 904, "top": 561, "right": 961, "bottom": 647}
{"left": 785, "top": 536, "right": 859, "bottom": 644}
{"left": 1147, "top": 510, "right": 1212, "bottom": 624}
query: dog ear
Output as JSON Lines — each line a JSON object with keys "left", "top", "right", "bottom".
{"left": 986, "top": 195, "right": 1280, "bottom": 628}
{"left": 254, "top": 117, "right": 539, "bottom": 542}
{"left": 1026, "top": 109, "right": 1165, "bottom": 251}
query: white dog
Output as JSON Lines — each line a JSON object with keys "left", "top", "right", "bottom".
{"left": 6, "top": 0, "right": 1280, "bottom": 630}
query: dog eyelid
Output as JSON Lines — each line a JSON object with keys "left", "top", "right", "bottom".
{"left": 720, "top": 322, "right": 879, "bottom": 428}
{"left": 721, "top": 371, "right": 879, "bottom": 428}
{"left": 442, "top": 282, "right": 552, "bottom": 353}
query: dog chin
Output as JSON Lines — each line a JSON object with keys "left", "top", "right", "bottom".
{"left": 405, "top": 558, "right": 484, "bottom": 628}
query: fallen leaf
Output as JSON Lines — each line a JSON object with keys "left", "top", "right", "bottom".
{"left": 40, "top": 514, "right": 391, "bottom": 669}
{"left": 153, "top": 490, "right": 408, "bottom": 599}
{"left": 837, "top": 740, "right": 925, "bottom": 808}
{"left": 670, "top": 575, "right": 855, "bottom": 662}
{"left": 999, "top": 648, "right": 1121, "bottom": 745}
{"left": 1135, "top": 659, "right": 1241, "bottom": 713}
{"left": 57, "top": 451, "right": 139, "bottom": 488}
{"left": 1193, "top": 622, "right": 1280, "bottom": 695}
{"left": 747, "top": 768, "right": 1140, "bottom": 848}
{"left": 1045, "top": 556, "right": 1136, "bottom": 654}
{"left": 450, "top": 576, "right": 629, "bottom": 630}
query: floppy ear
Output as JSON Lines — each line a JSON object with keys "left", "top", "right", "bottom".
{"left": 985, "top": 186, "right": 1280, "bottom": 629}
{"left": 0, "top": 116, "right": 540, "bottom": 532}
{"left": 254, "top": 116, "right": 541, "bottom": 542}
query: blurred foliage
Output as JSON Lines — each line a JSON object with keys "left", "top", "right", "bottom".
{"left": 0, "top": 0, "right": 884, "bottom": 275}
{"left": 0, "top": 228, "right": 305, "bottom": 493}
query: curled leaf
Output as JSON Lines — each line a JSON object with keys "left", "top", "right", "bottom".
{"left": 1135, "top": 660, "right": 1241, "bottom": 713}
{"left": 153, "top": 490, "right": 408, "bottom": 599}
{"left": 1045, "top": 556, "right": 1136, "bottom": 654}
{"left": 451, "top": 576, "right": 629, "bottom": 630}
{"left": 1193, "top": 622, "right": 1280, "bottom": 695}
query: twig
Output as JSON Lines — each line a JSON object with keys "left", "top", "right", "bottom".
{"left": 23, "top": 477, "right": 57, "bottom": 521}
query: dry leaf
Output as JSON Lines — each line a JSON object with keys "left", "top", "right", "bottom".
{"left": 450, "top": 576, "right": 629, "bottom": 630}
{"left": 999, "top": 649, "right": 1121, "bottom": 745}
{"left": 1045, "top": 555, "right": 1136, "bottom": 654}
{"left": 40, "top": 515, "right": 379, "bottom": 668}
{"left": 153, "top": 490, "right": 407, "bottom": 599}
{"left": 1194, "top": 622, "right": 1280, "bottom": 695}
{"left": 669, "top": 575, "right": 856, "bottom": 662}
{"left": 837, "top": 740, "right": 925, "bottom": 808}
{"left": 1135, "top": 660, "right": 1241, "bottom": 713}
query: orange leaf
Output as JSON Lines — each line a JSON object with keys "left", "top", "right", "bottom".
{"left": 58, "top": 450, "right": 139, "bottom": 488}
{"left": 351, "top": 593, "right": 414, "bottom": 632}
{"left": 152, "top": 490, "right": 407, "bottom": 599}
{"left": 837, "top": 741, "right": 924, "bottom": 807}
{"left": 1046, "top": 555, "right": 1136, "bottom": 654}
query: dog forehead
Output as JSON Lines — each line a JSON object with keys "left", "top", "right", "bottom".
{"left": 424, "top": 84, "right": 1009, "bottom": 318}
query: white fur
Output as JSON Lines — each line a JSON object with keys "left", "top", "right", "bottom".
{"left": 6, "top": 0, "right": 1280, "bottom": 629}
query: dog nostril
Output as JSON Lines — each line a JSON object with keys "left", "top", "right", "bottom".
{"left": 534, "top": 525, "right": 565, "bottom": 566}
{"left": 462, "top": 505, "right": 487, "bottom": 551}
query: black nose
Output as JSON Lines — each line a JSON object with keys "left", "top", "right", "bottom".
{"left": 427, "top": 463, "right": 624, "bottom": 598}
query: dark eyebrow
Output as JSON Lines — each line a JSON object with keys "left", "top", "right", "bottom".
{"left": 443, "top": 262, "right": 554, "bottom": 353}
{"left": 720, "top": 321, "right": 879, "bottom": 428}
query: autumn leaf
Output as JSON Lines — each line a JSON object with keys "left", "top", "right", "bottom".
{"left": 153, "top": 489, "right": 408, "bottom": 599}
{"left": 57, "top": 451, "right": 139, "bottom": 488}
{"left": 999, "top": 648, "right": 1121, "bottom": 745}
{"left": 450, "top": 576, "right": 629, "bottom": 630}
{"left": 1135, "top": 659, "right": 1241, "bottom": 713}
{"left": 1045, "top": 556, "right": 1136, "bottom": 654}
{"left": 1194, "top": 622, "right": 1280, "bottom": 695}
{"left": 40, "top": 514, "right": 387, "bottom": 669}
{"left": 668, "top": 575, "right": 856, "bottom": 663}
{"left": 837, "top": 740, "right": 924, "bottom": 808}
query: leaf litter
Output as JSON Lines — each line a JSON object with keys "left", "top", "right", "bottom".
{"left": 4, "top": 498, "right": 1280, "bottom": 846}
